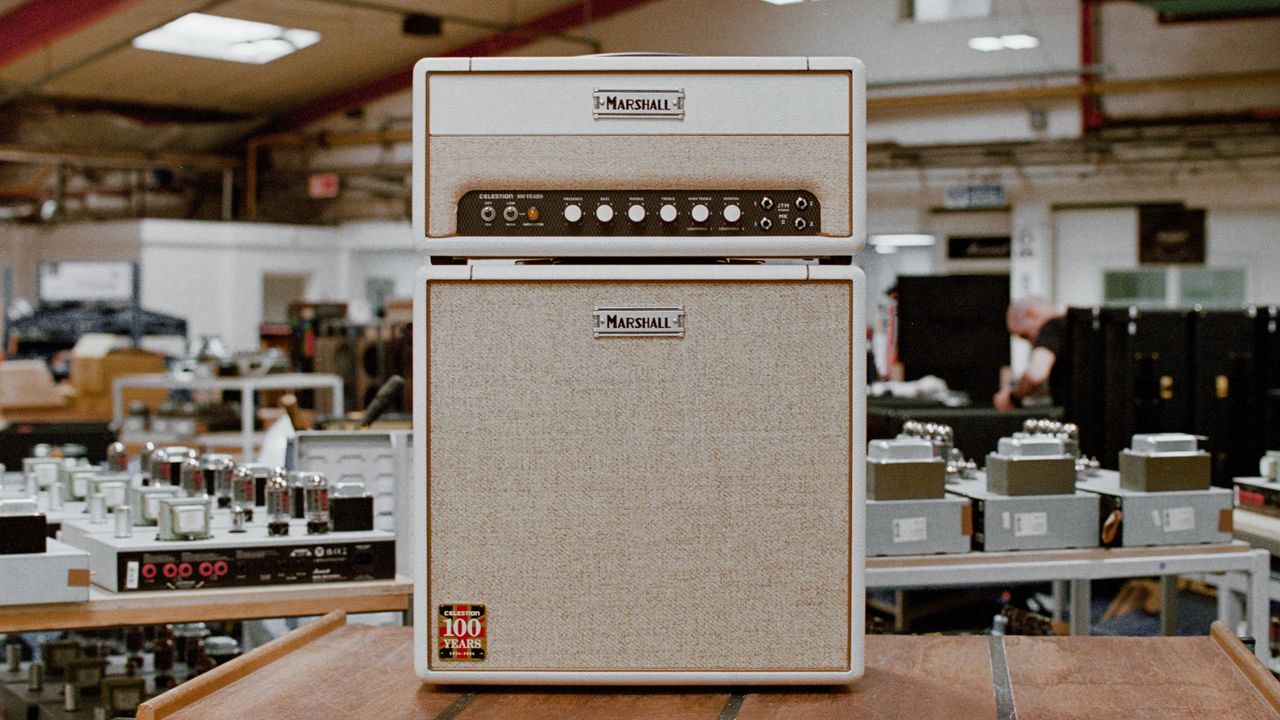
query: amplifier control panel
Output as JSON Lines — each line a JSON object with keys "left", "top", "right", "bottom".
{"left": 456, "top": 190, "right": 821, "bottom": 236}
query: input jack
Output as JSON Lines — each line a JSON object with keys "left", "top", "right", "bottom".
{"left": 480, "top": 206, "right": 496, "bottom": 222}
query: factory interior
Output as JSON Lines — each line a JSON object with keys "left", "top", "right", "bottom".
{"left": 2, "top": 0, "right": 1280, "bottom": 717}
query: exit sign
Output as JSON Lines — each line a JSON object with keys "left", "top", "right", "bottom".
{"left": 308, "top": 172, "right": 340, "bottom": 199}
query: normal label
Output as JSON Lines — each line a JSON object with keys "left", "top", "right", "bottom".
{"left": 1158, "top": 507, "right": 1196, "bottom": 533}
{"left": 892, "top": 516, "right": 928, "bottom": 544}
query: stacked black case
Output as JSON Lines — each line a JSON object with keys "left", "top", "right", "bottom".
{"left": 1062, "top": 305, "right": 1279, "bottom": 485}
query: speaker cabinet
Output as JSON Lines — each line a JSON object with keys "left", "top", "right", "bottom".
{"left": 413, "top": 263, "right": 866, "bottom": 684}
{"left": 1191, "top": 309, "right": 1261, "bottom": 486}
{"left": 1063, "top": 307, "right": 1106, "bottom": 461}
{"left": 313, "top": 331, "right": 358, "bottom": 413}
{"left": 350, "top": 324, "right": 413, "bottom": 413}
{"left": 1100, "top": 308, "right": 1194, "bottom": 469}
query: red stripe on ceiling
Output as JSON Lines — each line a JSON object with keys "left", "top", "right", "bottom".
{"left": 271, "top": 0, "right": 659, "bottom": 131}
{"left": 0, "top": 0, "right": 141, "bottom": 68}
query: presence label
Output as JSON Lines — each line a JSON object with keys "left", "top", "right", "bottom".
{"left": 593, "top": 88, "right": 685, "bottom": 119}
{"left": 438, "top": 604, "right": 487, "bottom": 661}
{"left": 892, "top": 516, "right": 928, "bottom": 543}
{"left": 593, "top": 307, "right": 685, "bottom": 337}
{"left": 1160, "top": 507, "right": 1196, "bottom": 532}
{"left": 1013, "top": 512, "right": 1048, "bottom": 537}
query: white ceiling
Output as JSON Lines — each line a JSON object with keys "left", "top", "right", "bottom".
{"left": 0, "top": 0, "right": 577, "bottom": 115}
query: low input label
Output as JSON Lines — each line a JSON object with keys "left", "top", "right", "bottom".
{"left": 1013, "top": 512, "right": 1048, "bottom": 537}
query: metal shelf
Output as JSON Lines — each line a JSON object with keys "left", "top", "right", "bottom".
{"left": 868, "top": 541, "right": 1271, "bottom": 665}
{"left": 112, "top": 373, "right": 344, "bottom": 460}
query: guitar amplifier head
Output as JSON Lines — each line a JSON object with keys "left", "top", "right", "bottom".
{"left": 413, "top": 262, "right": 866, "bottom": 684}
{"left": 412, "top": 55, "right": 866, "bottom": 259}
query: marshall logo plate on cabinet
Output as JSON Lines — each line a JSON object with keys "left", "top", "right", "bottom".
{"left": 438, "top": 604, "right": 486, "bottom": 661}
{"left": 592, "top": 88, "right": 685, "bottom": 119}
{"left": 593, "top": 307, "right": 685, "bottom": 337}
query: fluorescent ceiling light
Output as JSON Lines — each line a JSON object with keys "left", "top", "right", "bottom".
{"left": 968, "top": 33, "right": 1040, "bottom": 51}
{"left": 870, "top": 233, "right": 937, "bottom": 247}
{"left": 874, "top": 244, "right": 899, "bottom": 254}
{"left": 967, "top": 36, "right": 1004, "bottom": 51}
{"left": 999, "top": 33, "right": 1040, "bottom": 49}
{"left": 133, "top": 13, "right": 320, "bottom": 64}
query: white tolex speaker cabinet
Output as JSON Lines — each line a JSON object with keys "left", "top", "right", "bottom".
{"left": 412, "top": 56, "right": 867, "bottom": 685}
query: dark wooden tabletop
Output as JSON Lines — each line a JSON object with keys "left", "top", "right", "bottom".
{"left": 139, "top": 612, "right": 1280, "bottom": 720}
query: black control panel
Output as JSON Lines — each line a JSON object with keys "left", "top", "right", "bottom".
{"left": 115, "top": 538, "right": 394, "bottom": 592}
{"left": 456, "top": 189, "right": 821, "bottom": 236}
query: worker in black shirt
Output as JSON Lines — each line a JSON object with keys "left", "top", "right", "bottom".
{"left": 994, "top": 295, "right": 1066, "bottom": 410}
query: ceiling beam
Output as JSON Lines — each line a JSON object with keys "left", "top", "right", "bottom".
{"left": 0, "top": 143, "right": 240, "bottom": 170}
{"left": 271, "top": 0, "right": 659, "bottom": 131}
{"left": 0, "top": 0, "right": 141, "bottom": 68}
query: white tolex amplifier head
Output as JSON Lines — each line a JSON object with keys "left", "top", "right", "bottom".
{"left": 412, "top": 56, "right": 866, "bottom": 685}
{"left": 412, "top": 55, "right": 866, "bottom": 259}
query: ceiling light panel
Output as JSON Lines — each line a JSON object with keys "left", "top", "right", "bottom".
{"left": 132, "top": 13, "right": 320, "bottom": 65}
{"left": 999, "top": 33, "right": 1040, "bottom": 49}
{"left": 967, "top": 36, "right": 1004, "bottom": 51}
{"left": 968, "top": 33, "right": 1040, "bottom": 51}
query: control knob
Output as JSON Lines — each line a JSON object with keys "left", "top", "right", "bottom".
{"left": 659, "top": 204, "right": 678, "bottom": 223}
{"left": 627, "top": 205, "right": 646, "bottom": 222}
{"left": 563, "top": 204, "right": 583, "bottom": 223}
{"left": 722, "top": 204, "right": 742, "bottom": 223}
{"left": 690, "top": 204, "right": 710, "bottom": 223}
{"left": 596, "top": 205, "right": 615, "bottom": 223}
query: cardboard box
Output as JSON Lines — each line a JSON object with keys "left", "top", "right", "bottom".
{"left": 0, "top": 360, "right": 71, "bottom": 410}
{"left": 3, "top": 336, "right": 168, "bottom": 422}
{"left": 69, "top": 335, "right": 167, "bottom": 395}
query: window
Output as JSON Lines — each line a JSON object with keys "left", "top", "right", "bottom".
{"left": 1179, "top": 268, "right": 1245, "bottom": 308}
{"left": 906, "top": 0, "right": 992, "bottom": 22}
{"left": 1103, "top": 270, "right": 1167, "bottom": 307}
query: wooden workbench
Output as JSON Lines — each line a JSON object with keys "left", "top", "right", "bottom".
{"left": 0, "top": 577, "right": 412, "bottom": 632}
{"left": 138, "top": 611, "right": 1280, "bottom": 720}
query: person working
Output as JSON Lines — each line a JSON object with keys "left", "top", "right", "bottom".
{"left": 994, "top": 295, "right": 1065, "bottom": 410}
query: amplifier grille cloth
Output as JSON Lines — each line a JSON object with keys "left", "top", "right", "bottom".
{"left": 428, "top": 135, "right": 851, "bottom": 237}
{"left": 427, "top": 280, "right": 852, "bottom": 671}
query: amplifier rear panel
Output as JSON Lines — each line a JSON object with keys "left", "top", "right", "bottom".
{"left": 425, "top": 280, "right": 853, "bottom": 671}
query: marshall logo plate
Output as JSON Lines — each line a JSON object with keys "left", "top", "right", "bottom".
{"left": 593, "top": 88, "right": 685, "bottom": 119}
{"left": 438, "top": 604, "right": 486, "bottom": 661}
{"left": 593, "top": 306, "right": 685, "bottom": 337}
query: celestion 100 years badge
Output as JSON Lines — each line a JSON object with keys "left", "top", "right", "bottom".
{"left": 437, "top": 604, "right": 486, "bottom": 661}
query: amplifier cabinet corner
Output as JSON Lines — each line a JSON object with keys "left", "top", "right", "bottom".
{"left": 412, "top": 262, "right": 866, "bottom": 684}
